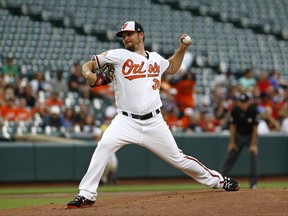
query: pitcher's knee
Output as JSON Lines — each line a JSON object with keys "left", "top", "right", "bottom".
{"left": 97, "top": 141, "right": 116, "bottom": 154}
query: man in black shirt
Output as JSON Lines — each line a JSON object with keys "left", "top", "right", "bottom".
{"left": 221, "top": 93, "right": 259, "bottom": 189}
{"left": 68, "top": 62, "right": 86, "bottom": 93}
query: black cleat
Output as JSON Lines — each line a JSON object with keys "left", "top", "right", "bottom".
{"left": 222, "top": 177, "right": 240, "bottom": 191}
{"left": 67, "top": 195, "right": 95, "bottom": 209}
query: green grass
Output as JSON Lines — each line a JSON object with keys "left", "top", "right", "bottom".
{"left": 0, "top": 184, "right": 206, "bottom": 195}
{"left": 0, "top": 186, "right": 78, "bottom": 195}
{"left": 255, "top": 181, "right": 287, "bottom": 189}
{"left": 0, "top": 197, "right": 68, "bottom": 210}
{"left": 0, "top": 181, "right": 286, "bottom": 210}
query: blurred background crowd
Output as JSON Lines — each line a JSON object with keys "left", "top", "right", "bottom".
{"left": 1, "top": 0, "right": 288, "bottom": 140}
{"left": 161, "top": 61, "right": 288, "bottom": 135}
{"left": 0, "top": 57, "right": 118, "bottom": 140}
{"left": 1, "top": 54, "right": 288, "bottom": 140}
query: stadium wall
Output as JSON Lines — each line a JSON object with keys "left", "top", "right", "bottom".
{"left": 0, "top": 134, "right": 287, "bottom": 182}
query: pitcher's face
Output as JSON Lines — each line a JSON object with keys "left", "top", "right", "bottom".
{"left": 122, "top": 32, "right": 142, "bottom": 52}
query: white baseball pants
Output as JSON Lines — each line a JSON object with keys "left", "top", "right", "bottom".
{"left": 79, "top": 112, "right": 224, "bottom": 201}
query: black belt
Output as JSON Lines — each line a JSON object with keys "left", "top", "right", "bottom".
{"left": 122, "top": 109, "right": 160, "bottom": 120}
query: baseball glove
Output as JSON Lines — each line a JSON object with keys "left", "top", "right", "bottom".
{"left": 90, "top": 63, "right": 115, "bottom": 87}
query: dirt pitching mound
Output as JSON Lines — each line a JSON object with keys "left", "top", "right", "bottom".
{"left": 1, "top": 188, "right": 287, "bottom": 216}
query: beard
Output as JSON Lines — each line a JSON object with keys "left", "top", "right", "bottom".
{"left": 125, "top": 43, "right": 136, "bottom": 52}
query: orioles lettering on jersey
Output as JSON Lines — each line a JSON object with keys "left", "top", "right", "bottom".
{"left": 122, "top": 59, "right": 160, "bottom": 81}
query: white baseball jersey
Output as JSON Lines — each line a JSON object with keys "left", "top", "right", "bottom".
{"left": 94, "top": 49, "right": 170, "bottom": 114}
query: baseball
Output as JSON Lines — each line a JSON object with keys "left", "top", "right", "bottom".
{"left": 182, "top": 35, "right": 192, "bottom": 45}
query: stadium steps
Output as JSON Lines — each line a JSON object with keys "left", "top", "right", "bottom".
{"left": 152, "top": 0, "right": 288, "bottom": 41}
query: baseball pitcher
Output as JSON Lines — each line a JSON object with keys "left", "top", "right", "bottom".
{"left": 67, "top": 21, "right": 240, "bottom": 209}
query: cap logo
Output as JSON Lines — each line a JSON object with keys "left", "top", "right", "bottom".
{"left": 122, "top": 23, "right": 128, "bottom": 30}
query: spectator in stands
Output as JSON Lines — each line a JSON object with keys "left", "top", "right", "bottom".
{"left": 92, "top": 127, "right": 103, "bottom": 141}
{"left": 30, "top": 71, "right": 52, "bottom": 93}
{"left": 60, "top": 106, "right": 76, "bottom": 130}
{"left": 256, "top": 71, "right": 272, "bottom": 94}
{"left": 19, "top": 84, "right": 36, "bottom": 108}
{"left": 0, "top": 79, "right": 7, "bottom": 106}
{"left": 257, "top": 106, "right": 280, "bottom": 133}
{"left": 83, "top": 114, "right": 97, "bottom": 133}
{"left": 172, "top": 70, "right": 197, "bottom": 115}
{"left": 160, "top": 74, "right": 178, "bottom": 112}
{"left": 45, "top": 91, "right": 64, "bottom": 109}
{"left": 31, "top": 101, "right": 48, "bottom": 120}
{"left": 270, "top": 90, "right": 284, "bottom": 120}
{"left": 186, "top": 111, "right": 202, "bottom": 133}
{"left": 14, "top": 74, "right": 25, "bottom": 96}
{"left": 68, "top": 62, "right": 86, "bottom": 93}
{"left": 268, "top": 70, "right": 281, "bottom": 91}
{"left": 256, "top": 91, "right": 282, "bottom": 121}
{"left": 74, "top": 102, "right": 89, "bottom": 131}
{"left": 198, "top": 107, "right": 219, "bottom": 132}
{"left": 211, "top": 69, "right": 236, "bottom": 91}
{"left": 90, "top": 84, "right": 114, "bottom": 102}
{"left": 0, "top": 56, "right": 20, "bottom": 79}
{"left": 0, "top": 85, "right": 18, "bottom": 122}
{"left": 179, "top": 107, "right": 194, "bottom": 131}
{"left": 257, "top": 112, "right": 271, "bottom": 134}
{"left": 9, "top": 85, "right": 17, "bottom": 98}
{"left": 199, "top": 94, "right": 213, "bottom": 112}
{"left": 43, "top": 105, "right": 62, "bottom": 129}
{"left": 161, "top": 88, "right": 178, "bottom": 115}
{"left": 16, "top": 98, "right": 32, "bottom": 123}
{"left": 51, "top": 69, "right": 69, "bottom": 94}
{"left": 211, "top": 87, "right": 230, "bottom": 129}
{"left": 0, "top": 96, "right": 18, "bottom": 122}
{"left": 238, "top": 68, "right": 256, "bottom": 92}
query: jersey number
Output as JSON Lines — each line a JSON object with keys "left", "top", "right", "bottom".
{"left": 152, "top": 78, "right": 161, "bottom": 90}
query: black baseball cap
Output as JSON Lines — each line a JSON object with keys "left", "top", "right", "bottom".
{"left": 238, "top": 93, "right": 250, "bottom": 103}
{"left": 116, "top": 21, "right": 144, "bottom": 37}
